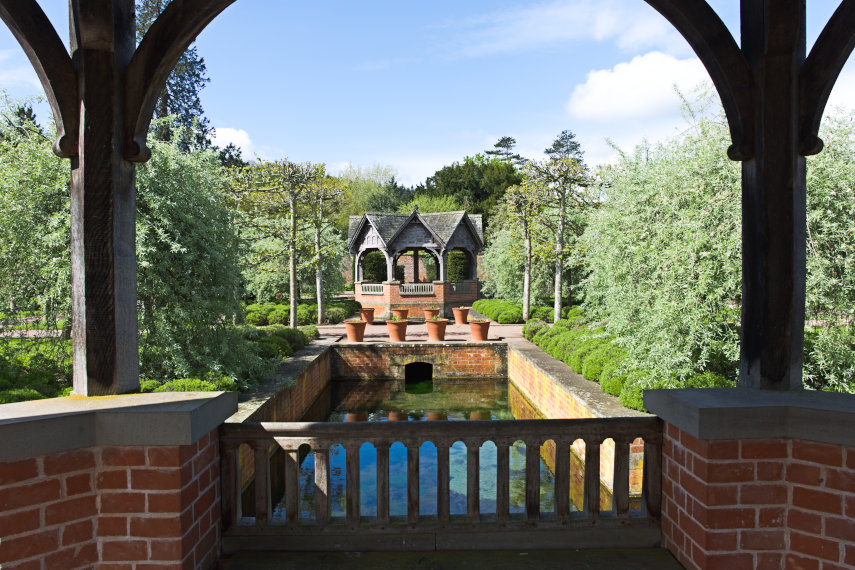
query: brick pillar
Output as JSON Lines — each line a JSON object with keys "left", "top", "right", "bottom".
{"left": 663, "top": 424, "right": 855, "bottom": 569}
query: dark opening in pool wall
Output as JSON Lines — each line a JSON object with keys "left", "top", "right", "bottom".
{"left": 405, "top": 362, "right": 433, "bottom": 393}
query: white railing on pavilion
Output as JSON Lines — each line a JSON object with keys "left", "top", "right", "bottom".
{"left": 360, "top": 283, "right": 385, "bottom": 295}
{"left": 399, "top": 283, "right": 435, "bottom": 295}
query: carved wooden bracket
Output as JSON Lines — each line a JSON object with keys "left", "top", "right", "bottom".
{"left": 124, "top": 0, "right": 236, "bottom": 162}
{"left": 644, "top": 0, "right": 755, "bottom": 160}
{"left": 0, "top": 0, "right": 78, "bottom": 158}
{"left": 799, "top": 0, "right": 855, "bottom": 156}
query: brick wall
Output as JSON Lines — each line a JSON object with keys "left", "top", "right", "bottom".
{"left": 332, "top": 343, "right": 507, "bottom": 380}
{"left": 0, "top": 428, "right": 221, "bottom": 569}
{"left": 354, "top": 281, "right": 478, "bottom": 319}
{"left": 662, "top": 423, "right": 855, "bottom": 570}
{"left": 507, "top": 346, "right": 645, "bottom": 498}
{"left": 245, "top": 349, "right": 331, "bottom": 422}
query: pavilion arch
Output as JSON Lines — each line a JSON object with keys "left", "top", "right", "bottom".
{"left": 2, "top": 0, "right": 855, "bottom": 394}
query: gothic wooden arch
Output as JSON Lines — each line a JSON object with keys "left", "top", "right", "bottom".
{"left": 1, "top": 0, "right": 854, "bottom": 394}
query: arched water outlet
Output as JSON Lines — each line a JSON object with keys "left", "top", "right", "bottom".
{"left": 405, "top": 362, "right": 433, "bottom": 393}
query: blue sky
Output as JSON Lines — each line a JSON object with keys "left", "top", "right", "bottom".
{"left": 1, "top": 1, "right": 853, "bottom": 186}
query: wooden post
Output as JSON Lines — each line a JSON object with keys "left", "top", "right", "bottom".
{"left": 0, "top": 0, "right": 236, "bottom": 395}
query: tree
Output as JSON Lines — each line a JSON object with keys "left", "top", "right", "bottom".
{"left": 545, "top": 130, "right": 583, "bottom": 161}
{"left": 421, "top": 155, "right": 521, "bottom": 224}
{"left": 523, "top": 151, "right": 590, "bottom": 322}
{"left": 305, "top": 177, "right": 346, "bottom": 324}
{"left": 396, "top": 194, "right": 462, "bottom": 213}
{"left": 135, "top": 136, "right": 254, "bottom": 382}
{"left": 336, "top": 164, "right": 405, "bottom": 231}
{"left": 230, "top": 160, "right": 325, "bottom": 327}
{"left": 504, "top": 183, "right": 547, "bottom": 321}
{"left": 136, "top": 0, "right": 212, "bottom": 149}
{"left": 485, "top": 136, "right": 523, "bottom": 166}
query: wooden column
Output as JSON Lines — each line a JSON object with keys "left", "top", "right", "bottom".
{"left": 737, "top": 0, "right": 806, "bottom": 390}
{"left": 0, "top": 0, "right": 237, "bottom": 395}
{"left": 69, "top": 0, "right": 139, "bottom": 395}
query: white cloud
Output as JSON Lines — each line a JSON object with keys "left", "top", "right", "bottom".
{"left": 0, "top": 49, "right": 41, "bottom": 90}
{"left": 447, "top": 0, "right": 688, "bottom": 58}
{"left": 568, "top": 51, "right": 709, "bottom": 120}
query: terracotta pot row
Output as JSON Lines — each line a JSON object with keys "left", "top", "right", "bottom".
{"left": 345, "top": 306, "right": 489, "bottom": 342}
{"left": 345, "top": 411, "right": 492, "bottom": 422}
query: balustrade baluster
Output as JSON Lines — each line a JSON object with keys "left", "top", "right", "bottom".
{"left": 314, "top": 447, "right": 330, "bottom": 526}
{"left": 583, "top": 438, "right": 600, "bottom": 520}
{"left": 346, "top": 443, "right": 360, "bottom": 526}
{"left": 253, "top": 441, "right": 270, "bottom": 525}
{"left": 437, "top": 442, "right": 450, "bottom": 524}
{"left": 613, "top": 438, "right": 630, "bottom": 518}
{"left": 376, "top": 443, "right": 390, "bottom": 525}
{"left": 496, "top": 441, "right": 509, "bottom": 524}
{"left": 525, "top": 440, "right": 541, "bottom": 522}
{"left": 407, "top": 444, "right": 420, "bottom": 525}
{"left": 554, "top": 438, "right": 570, "bottom": 521}
{"left": 284, "top": 447, "right": 299, "bottom": 526}
{"left": 466, "top": 441, "right": 480, "bottom": 522}
{"left": 221, "top": 443, "right": 237, "bottom": 529}
{"left": 643, "top": 438, "right": 662, "bottom": 518}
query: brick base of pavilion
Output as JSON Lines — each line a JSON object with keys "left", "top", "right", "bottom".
{"left": 355, "top": 280, "right": 478, "bottom": 320}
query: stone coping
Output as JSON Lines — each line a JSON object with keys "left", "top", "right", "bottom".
{"left": 644, "top": 387, "right": 855, "bottom": 445}
{"left": 229, "top": 339, "right": 337, "bottom": 424}
{"left": 0, "top": 391, "right": 237, "bottom": 462}
{"left": 507, "top": 339, "right": 650, "bottom": 419}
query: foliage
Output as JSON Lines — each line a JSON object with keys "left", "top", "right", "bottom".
{"left": 480, "top": 223, "right": 552, "bottom": 303}
{"left": 396, "top": 194, "right": 462, "bottom": 213}
{"left": 472, "top": 299, "right": 551, "bottom": 324}
{"left": 0, "top": 340, "right": 72, "bottom": 402}
{"left": 136, "top": 136, "right": 254, "bottom": 382}
{"left": 242, "top": 300, "right": 358, "bottom": 326}
{"left": 447, "top": 250, "right": 470, "bottom": 282}
{"left": 581, "top": 97, "right": 742, "bottom": 381}
{"left": 335, "top": 164, "right": 407, "bottom": 232}
{"left": 0, "top": 97, "right": 71, "bottom": 341}
{"left": 485, "top": 136, "right": 524, "bottom": 167}
{"left": 419, "top": 154, "right": 521, "bottom": 223}
{"left": 361, "top": 251, "right": 387, "bottom": 282}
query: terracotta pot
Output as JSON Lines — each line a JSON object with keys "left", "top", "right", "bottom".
{"left": 386, "top": 319, "right": 408, "bottom": 342}
{"left": 387, "top": 411, "right": 408, "bottom": 422}
{"left": 358, "top": 307, "right": 374, "bottom": 323}
{"left": 345, "top": 413, "right": 367, "bottom": 422}
{"left": 452, "top": 306, "right": 470, "bottom": 325}
{"left": 423, "top": 308, "right": 440, "bottom": 320}
{"left": 391, "top": 308, "right": 409, "bottom": 319}
{"left": 469, "top": 320, "right": 490, "bottom": 341}
{"left": 344, "top": 319, "right": 366, "bottom": 342}
{"left": 427, "top": 412, "right": 448, "bottom": 421}
{"left": 470, "top": 411, "right": 491, "bottom": 421}
{"left": 425, "top": 318, "right": 447, "bottom": 342}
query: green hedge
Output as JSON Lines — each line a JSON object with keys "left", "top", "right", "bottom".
{"left": 472, "top": 299, "right": 553, "bottom": 324}
{"left": 243, "top": 300, "right": 359, "bottom": 326}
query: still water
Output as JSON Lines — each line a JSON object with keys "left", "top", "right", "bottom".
{"left": 270, "top": 378, "right": 571, "bottom": 522}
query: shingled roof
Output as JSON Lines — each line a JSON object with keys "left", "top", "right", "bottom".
{"left": 347, "top": 210, "right": 484, "bottom": 251}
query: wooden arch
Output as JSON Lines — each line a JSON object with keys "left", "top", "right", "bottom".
{"left": 1, "top": 0, "right": 854, "bottom": 394}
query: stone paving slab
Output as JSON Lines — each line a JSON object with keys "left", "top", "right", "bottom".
{"left": 222, "top": 548, "right": 684, "bottom": 569}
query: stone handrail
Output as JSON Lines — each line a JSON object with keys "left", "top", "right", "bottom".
{"left": 399, "top": 283, "right": 435, "bottom": 295}
{"left": 360, "top": 283, "right": 385, "bottom": 295}
{"left": 219, "top": 416, "right": 663, "bottom": 552}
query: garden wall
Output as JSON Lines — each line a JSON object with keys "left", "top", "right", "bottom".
{"left": 0, "top": 393, "right": 236, "bottom": 570}
{"left": 331, "top": 342, "right": 507, "bottom": 380}
{"left": 507, "top": 341, "right": 649, "bottom": 498}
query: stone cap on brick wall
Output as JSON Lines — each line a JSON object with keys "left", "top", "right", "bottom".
{"left": 0, "top": 391, "right": 237, "bottom": 462}
{"left": 644, "top": 387, "right": 855, "bottom": 445}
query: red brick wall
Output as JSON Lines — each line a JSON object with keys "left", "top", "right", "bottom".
{"left": 354, "top": 281, "right": 478, "bottom": 319}
{"left": 508, "top": 348, "right": 644, "bottom": 497}
{"left": 0, "top": 428, "right": 221, "bottom": 569}
{"left": 332, "top": 344, "right": 507, "bottom": 380}
{"left": 246, "top": 349, "right": 331, "bottom": 422}
{"left": 662, "top": 423, "right": 855, "bottom": 570}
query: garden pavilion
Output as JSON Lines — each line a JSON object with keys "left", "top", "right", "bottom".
{"left": 348, "top": 208, "right": 483, "bottom": 318}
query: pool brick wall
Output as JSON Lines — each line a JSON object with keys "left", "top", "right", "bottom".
{"left": 331, "top": 343, "right": 507, "bottom": 380}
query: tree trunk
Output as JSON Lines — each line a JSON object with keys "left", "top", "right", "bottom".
{"left": 554, "top": 192, "right": 567, "bottom": 323}
{"left": 523, "top": 221, "right": 531, "bottom": 322}
{"left": 315, "top": 224, "right": 324, "bottom": 325}
{"left": 289, "top": 195, "right": 298, "bottom": 328}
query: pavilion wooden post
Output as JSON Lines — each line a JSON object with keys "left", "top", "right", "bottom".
{"left": 645, "top": 0, "right": 855, "bottom": 390}
{"left": 0, "top": 0, "right": 236, "bottom": 395}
